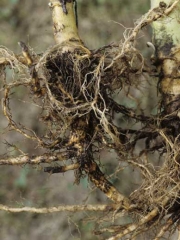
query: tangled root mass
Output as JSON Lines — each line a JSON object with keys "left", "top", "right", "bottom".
{"left": 1, "top": 36, "right": 180, "bottom": 238}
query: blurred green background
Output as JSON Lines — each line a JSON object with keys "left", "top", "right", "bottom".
{"left": 0, "top": 1, "right": 150, "bottom": 239}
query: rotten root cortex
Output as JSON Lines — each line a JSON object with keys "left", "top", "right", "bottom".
{"left": 67, "top": 116, "right": 124, "bottom": 201}
{"left": 43, "top": 49, "right": 123, "bottom": 196}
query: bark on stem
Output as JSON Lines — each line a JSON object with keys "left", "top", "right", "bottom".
{"left": 151, "top": 0, "right": 180, "bottom": 114}
{"left": 49, "top": 0, "right": 82, "bottom": 45}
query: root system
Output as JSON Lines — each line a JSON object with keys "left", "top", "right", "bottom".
{"left": 1, "top": 2, "right": 180, "bottom": 239}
